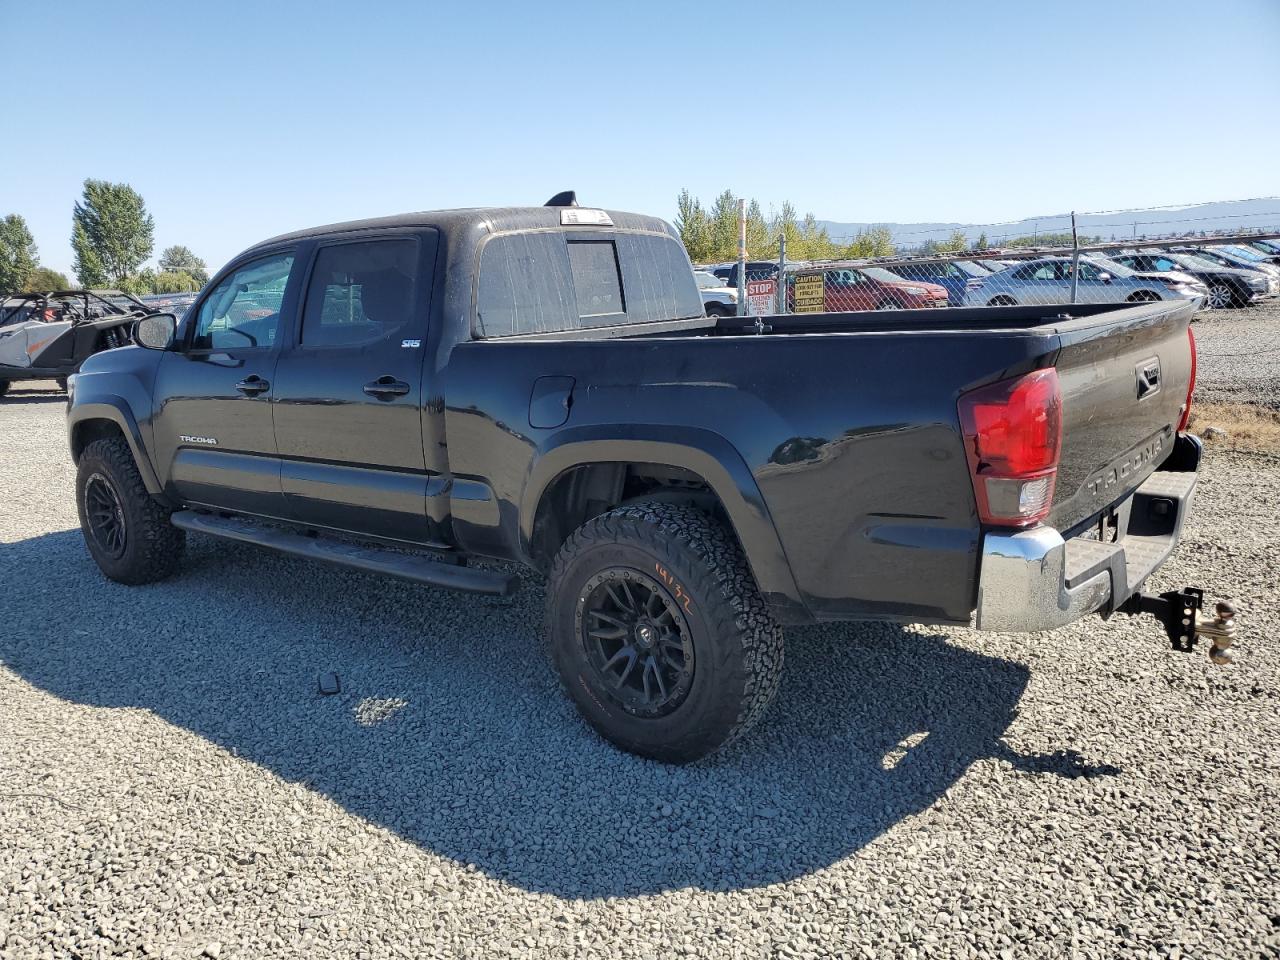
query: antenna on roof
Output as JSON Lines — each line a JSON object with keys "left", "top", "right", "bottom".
{"left": 544, "top": 191, "right": 578, "bottom": 207}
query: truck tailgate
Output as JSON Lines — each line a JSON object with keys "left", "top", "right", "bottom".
{"left": 1048, "top": 301, "right": 1195, "bottom": 532}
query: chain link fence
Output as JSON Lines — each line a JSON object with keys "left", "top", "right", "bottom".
{"left": 690, "top": 200, "right": 1280, "bottom": 316}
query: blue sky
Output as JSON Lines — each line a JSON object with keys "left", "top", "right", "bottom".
{"left": 3, "top": 0, "right": 1278, "bottom": 275}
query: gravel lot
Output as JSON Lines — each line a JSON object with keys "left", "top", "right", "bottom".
{"left": 1194, "top": 299, "right": 1280, "bottom": 410}
{"left": 2, "top": 305, "right": 1278, "bottom": 959}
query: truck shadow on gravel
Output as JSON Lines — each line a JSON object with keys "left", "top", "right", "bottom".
{"left": 2, "top": 530, "right": 1118, "bottom": 898}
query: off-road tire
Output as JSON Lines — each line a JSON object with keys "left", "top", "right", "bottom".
{"left": 76, "top": 437, "right": 185, "bottom": 584}
{"left": 547, "top": 501, "right": 784, "bottom": 763}
{"left": 705, "top": 303, "right": 733, "bottom": 318}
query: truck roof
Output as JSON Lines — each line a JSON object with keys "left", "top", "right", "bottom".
{"left": 248, "top": 206, "right": 678, "bottom": 255}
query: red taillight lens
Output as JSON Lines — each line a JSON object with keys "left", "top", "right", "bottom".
{"left": 958, "top": 368, "right": 1063, "bottom": 527}
{"left": 1177, "top": 326, "right": 1196, "bottom": 433}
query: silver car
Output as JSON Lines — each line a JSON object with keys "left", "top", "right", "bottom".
{"left": 963, "top": 256, "right": 1206, "bottom": 308}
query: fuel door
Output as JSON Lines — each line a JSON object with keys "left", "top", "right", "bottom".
{"left": 529, "top": 375, "right": 576, "bottom": 428}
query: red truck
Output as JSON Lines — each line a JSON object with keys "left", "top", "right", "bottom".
{"left": 790, "top": 266, "right": 950, "bottom": 312}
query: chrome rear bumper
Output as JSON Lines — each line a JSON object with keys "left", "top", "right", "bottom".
{"left": 975, "top": 437, "right": 1200, "bottom": 633}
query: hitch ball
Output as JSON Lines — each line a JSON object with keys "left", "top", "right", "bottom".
{"left": 1198, "top": 600, "right": 1238, "bottom": 666}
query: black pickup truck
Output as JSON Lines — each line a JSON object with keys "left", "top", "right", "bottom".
{"left": 66, "top": 196, "right": 1234, "bottom": 762}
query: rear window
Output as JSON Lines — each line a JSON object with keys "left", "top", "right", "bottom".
{"left": 566, "top": 240, "right": 624, "bottom": 318}
{"left": 475, "top": 230, "right": 701, "bottom": 337}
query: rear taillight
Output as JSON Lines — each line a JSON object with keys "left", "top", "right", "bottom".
{"left": 958, "top": 368, "right": 1063, "bottom": 527}
{"left": 1177, "top": 326, "right": 1196, "bottom": 433}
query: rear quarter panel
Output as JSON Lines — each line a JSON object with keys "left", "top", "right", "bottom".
{"left": 442, "top": 328, "right": 1057, "bottom": 624}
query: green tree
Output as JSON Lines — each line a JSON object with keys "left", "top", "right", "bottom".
{"left": 1005, "top": 231, "right": 1094, "bottom": 249}
{"left": 744, "top": 200, "right": 770, "bottom": 258}
{"left": 797, "top": 214, "right": 839, "bottom": 260}
{"left": 678, "top": 190, "right": 893, "bottom": 264}
{"left": 23, "top": 266, "right": 70, "bottom": 291}
{"left": 158, "top": 245, "right": 208, "bottom": 285}
{"left": 150, "top": 270, "right": 201, "bottom": 293}
{"left": 765, "top": 204, "right": 842, "bottom": 261}
{"left": 973, "top": 233, "right": 989, "bottom": 252}
{"left": 766, "top": 201, "right": 801, "bottom": 256}
{"left": 71, "top": 179, "right": 155, "bottom": 286}
{"left": 674, "top": 189, "right": 712, "bottom": 263}
{"left": 938, "top": 229, "right": 969, "bottom": 254}
{"left": 118, "top": 269, "right": 157, "bottom": 296}
{"left": 0, "top": 213, "right": 38, "bottom": 293}
{"left": 707, "top": 190, "right": 741, "bottom": 263}
{"left": 840, "top": 226, "right": 895, "bottom": 259}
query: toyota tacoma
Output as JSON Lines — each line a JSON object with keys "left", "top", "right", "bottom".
{"left": 66, "top": 194, "right": 1235, "bottom": 762}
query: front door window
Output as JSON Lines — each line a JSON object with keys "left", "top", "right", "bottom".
{"left": 192, "top": 253, "right": 295, "bottom": 350}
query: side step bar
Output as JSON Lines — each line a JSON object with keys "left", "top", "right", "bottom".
{"left": 170, "top": 510, "right": 520, "bottom": 597}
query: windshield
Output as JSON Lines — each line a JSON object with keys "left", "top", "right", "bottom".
{"left": 1085, "top": 256, "right": 1137, "bottom": 278}
{"left": 1220, "top": 245, "right": 1266, "bottom": 261}
{"left": 1170, "top": 253, "right": 1225, "bottom": 272}
{"left": 1189, "top": 249, "right": 1230, "bottom": 265}
{"left": 693, "top": 271, "right": 721, "bottom": 289}
{"left": 953, "top": 260, "right": 990, "bottom": 276}
{"left": 860, "top": 267, "right": 901, "bottom": 282}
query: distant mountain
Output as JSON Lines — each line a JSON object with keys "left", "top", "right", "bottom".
{"left": 819, "top": 198, "right": 1280, "bottom": 249}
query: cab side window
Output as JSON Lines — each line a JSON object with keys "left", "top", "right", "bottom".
{"left": 301, "top": 239, "right": 419, "bottom": 347}
{"left": 192, "top": 253, "right": 294, "bottom": 350}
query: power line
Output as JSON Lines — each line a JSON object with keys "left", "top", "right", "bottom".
{"left": 824, "top": 197, "right": 1280, "bottom": 243}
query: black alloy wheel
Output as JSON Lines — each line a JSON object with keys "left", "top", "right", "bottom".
{"left": 83, "top": 471, "right": 127, "bottom": 559}
{"left": 577, "top": 568, "right": 695, "bottom": 718}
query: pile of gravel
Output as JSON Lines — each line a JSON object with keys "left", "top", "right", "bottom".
{"left": 1, "top": 386, "right": 1277, "bottom": 959}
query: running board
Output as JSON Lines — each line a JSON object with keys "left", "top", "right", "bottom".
{"left": 170, "top": 510, "right": 520, "bottom": 597}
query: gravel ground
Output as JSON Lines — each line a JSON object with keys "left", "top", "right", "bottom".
{"left": 2, "top": 367, "right": 1278, "bottom": 959}
{"left": 1194, "top": 298, "right": 1280, "bottom": 411}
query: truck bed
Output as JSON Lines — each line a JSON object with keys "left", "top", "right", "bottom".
{"left": 449, "top": 299, "right": 1196, "bottom": 625}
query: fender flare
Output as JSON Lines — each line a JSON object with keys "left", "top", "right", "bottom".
{"left": 521, "top": 424, "right": 805, "bottom": 613}
{"left": 67, "top": 398, "right": 162, "bottom": 495}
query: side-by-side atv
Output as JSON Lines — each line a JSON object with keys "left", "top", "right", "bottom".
{"left": 0, "top": 290, "right": 154, "bottom": 396}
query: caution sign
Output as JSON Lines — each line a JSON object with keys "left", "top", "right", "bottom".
{"left": 793, "top": 273, "right": 825, "bottom": 313}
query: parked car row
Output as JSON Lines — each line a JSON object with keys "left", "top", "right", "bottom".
{"left": 905, "top": 241, "right": 1279, "bottom": 310}
{"left": 696, "top": 239, "right": 1279, "bottom": 314}
{"left": 961, "top": 255, "right": 1208, "bottom": 309}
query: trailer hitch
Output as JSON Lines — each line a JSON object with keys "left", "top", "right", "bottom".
{"left": 1119, "top": 588, "right": 1239, "bottom": 664}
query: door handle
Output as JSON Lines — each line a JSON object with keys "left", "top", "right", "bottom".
{"left": 236, "top": 376, "right": 270, "bottom": 395}
{"left": 363, "top": 376, "right": 411, "bottom": 399}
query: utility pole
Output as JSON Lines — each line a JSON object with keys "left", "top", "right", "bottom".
{"left": 736, "top": 198, "right": 747, "bottom": 317}
{"left": 1069, "top": 211, "right": 1080, "bottom": 305}
{"left": 776, "top": 231, "right": 787, "bottom": 314}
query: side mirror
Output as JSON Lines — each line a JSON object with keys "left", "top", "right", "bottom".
{"left": 1098, "top": 272, "right": 1112, "bottom": 283}
{"left": 135, "top": 313, "right": 177, "bottom": 350}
